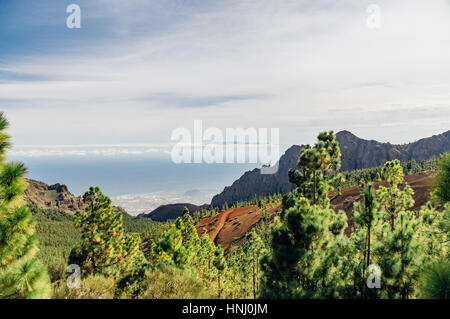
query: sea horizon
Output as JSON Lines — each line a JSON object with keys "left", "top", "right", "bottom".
{"left": 10, "top": 154, "right": 261, "bottom": 215}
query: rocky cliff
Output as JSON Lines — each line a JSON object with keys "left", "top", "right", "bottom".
{"left": 24, "top": 180, "right": 84, "bottom": 214}
{"left": 24, "top": 179, "right": 129, "bottom": 216}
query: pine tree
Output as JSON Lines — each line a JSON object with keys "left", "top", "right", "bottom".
{"left": 375, "top": 172, "right": 382, "bottom": 182}
{"left": 352, "top": 183, "right": 380, "bottom": 298}
{"left": 213, "top": 245, "right": 227, "bottom": 298}
{"left": 0, "top": 113, "right": 51, "bottom": 298}
{"left": 377, "top": 160, "right": 414, "bottom": 230}
{"left": 198, "top": 233, "right": 217, "bottom": 281}
{"left": 418, "top": 203, "right": 449, "bottom": 261}
{"left": 261, "top": 132, "right": 347, "bottom": 298}
{"left": 432, "top": 153, "right": 450, "bottom": 204}
{"left": 260, "top": 198, "right": 338, "bottom": 298}
{"left": 176, "top": 207, "right": 200, "bottom": 264}
{"left": 417, "top": 259, "right": 449, "bottom": 299}
{"left": 152, "top": 226, "right": 188, "bottom": 267}
{"left": 373, "top": 161, "right": 423, "bottom": 298}
{"left": 69, "top": 187, "right": 146, "bottom": 279}
{"left": 243, "top": 229, "right": 265, "bottom": 299}
{"left": 289, "top": 131, "right": 341, "bottom": 205}
{"left": 374, "top": 210, "right": 423, "bottom": 298}
{"left": 225, "top": 246, "right": 249, "bottom": 298}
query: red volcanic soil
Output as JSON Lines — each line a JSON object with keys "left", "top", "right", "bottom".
{"left": 196, "top": 205, "right": 281, "bottom": 253}
{"left": 196, "top": 172, "right": 433, "bottom": 252}
{"left": 331, "top": 172, "right": 433, "bottom": 235}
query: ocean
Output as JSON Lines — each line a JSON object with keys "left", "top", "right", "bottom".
{"left": 10, "top": 154, "right": 260, "bottom": 215}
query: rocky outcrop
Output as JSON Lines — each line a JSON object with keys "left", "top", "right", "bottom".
{"left": 24, "top": 180, "right": 85, "bottom": 214}
{"left": 211, "top": 130, "right": 449, "bottom": 207}
{"left": 24, "top": 179, "right": 129, "bottom": 216}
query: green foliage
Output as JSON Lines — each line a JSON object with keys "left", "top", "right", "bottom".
{"left": 261, "top": 132, "right": 351, "bottom": 299}
{"left": 2, "top": 116, "right": 447, "bottom": 299}
{"left": 69, "top": 187, "right": 147, "bottom": 281}
{"left": 0, "top": 112, "right": 51, "bottom": 299}
{"left": 213, "top": 245, "right": 227, "bottom": 298}
{"left": 122, "top": 214, "right": 172, "bottom": 242}
{"left": 31, "top": 205, "right": 170, "bottom": 283}
{"left": 335, "top": 156, "right": 439, "bottom": 189}
{"left": 242, "top": 229, "right": 265, "bottom": 298}
{"left": 260, "top": 196, "right": 348, "bottom": 298}
{"left": 351, "top": 183, "right": 380, "bottom": 298}
{"left": 149, "top": 224, "right": 188, "bottom": 267}
{"left": 52, "top": 274, "right": 115, "bottom": 299}
{"left": 417, "top": 260, "right": 449, "bottom": 299}
{"left": 374, "top": 211, "right": 423, "bottom": 298}
{"left": 289, "top": 131, "right": 341, "bottom": 205}
{"left": 377, "top": 160, "right": 414, "bottom": 230}
{"left": 124, "top": 265, "right": 214, "bottom": 299}
{"left": 34, "top": 212, "right": 80, "bottom": 282}
{"left": 432, "top": 152, "right": 450, "bottom": 203}
{"left": 260, "top": 132, "right": 447, "bottom": 300}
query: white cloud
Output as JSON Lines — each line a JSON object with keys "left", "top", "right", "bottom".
{"left": 1, "top": 0, "right": 449, "bottom": 147}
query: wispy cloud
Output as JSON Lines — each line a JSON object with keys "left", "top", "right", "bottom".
{"left": 1, "top": 0, "right": 449, "bottom": 147}
{"left": 9, "top": 145, "right": 170, "bottom": 158}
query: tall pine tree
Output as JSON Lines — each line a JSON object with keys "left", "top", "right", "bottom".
{"left": 0, "top": 113, "right": 51, "bottom": 298}
{"left": 69, "top": 187, "right": 146, "bottom": 279}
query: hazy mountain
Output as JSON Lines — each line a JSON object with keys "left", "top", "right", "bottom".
{"left": 211, "top": 130, "right": 450, "bottom": 207}
{"left": 141, "top": 203, "right": 210, "bottom": 222}
{"left": 112, "top": 189, "right": 217, "bottom": 216}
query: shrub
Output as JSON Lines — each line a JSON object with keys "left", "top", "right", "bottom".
{"left": 432, "top": 153, "right": 450, "bottom": 203}
{"left": 52, "top": 275, "right": 115, "bottom": 299}
{"left": 128, "top": 265, "right": 214, "bottom": 299}
{"left": 418, "top": 260, "right": 449, "bottom": 299}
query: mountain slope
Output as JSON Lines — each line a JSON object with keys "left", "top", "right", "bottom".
{"left": 211, "top": 130, "right": 449, "bottom": 207}
{"left": 24, "top": 180, "right": 84, "bottom": 215}
{"left": 24, "top": 179, "right": 129, "bottom": 216}
{"left": 141, "top": 203, "right": 210, "bottom": 221}
{"left": 202, "top": 172, "right": 433, "bottom": 252}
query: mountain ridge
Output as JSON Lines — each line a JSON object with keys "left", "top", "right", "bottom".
{"left": 140, "top": 203, "right": 210, "bottom": 221}
{"left": 211, "top": 130, "right": 450, "bottom": 207}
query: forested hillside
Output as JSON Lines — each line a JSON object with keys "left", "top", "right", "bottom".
{"left": 32, "top": 205, "right": 172, "bottom": 282}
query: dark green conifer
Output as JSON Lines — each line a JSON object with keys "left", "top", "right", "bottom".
{"left": 0, "top": 113, "right": 51, "bottom": 298}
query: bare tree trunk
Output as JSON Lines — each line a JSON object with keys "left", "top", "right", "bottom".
{"left": 218, "top": 273, "right": 221, "bottom": 298}
{"left": 253, "top": 258, "right": 256, "bottom": 299}
{"left": 313, "top": 170, "right": 317, "bottom": 204}
{"left": 367, "top": 226, "right": 371, "bottom": 271}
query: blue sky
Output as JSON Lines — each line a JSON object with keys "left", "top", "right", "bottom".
{"left": 1, "top": 0, "right": 450, "bottom": 158}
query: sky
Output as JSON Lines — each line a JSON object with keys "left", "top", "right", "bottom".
{"left": 1, "top": 0, "right": 450, "bottom": 158}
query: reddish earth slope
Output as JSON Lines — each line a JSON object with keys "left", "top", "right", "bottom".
{"left": 196, "top": 205, "right": 281, "bottom": 252}
{"left": 331, "top": 172, "right": 433, "bottom": 235}
{"left": 198, "top": 172, "right": 433, "bottom": 251}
